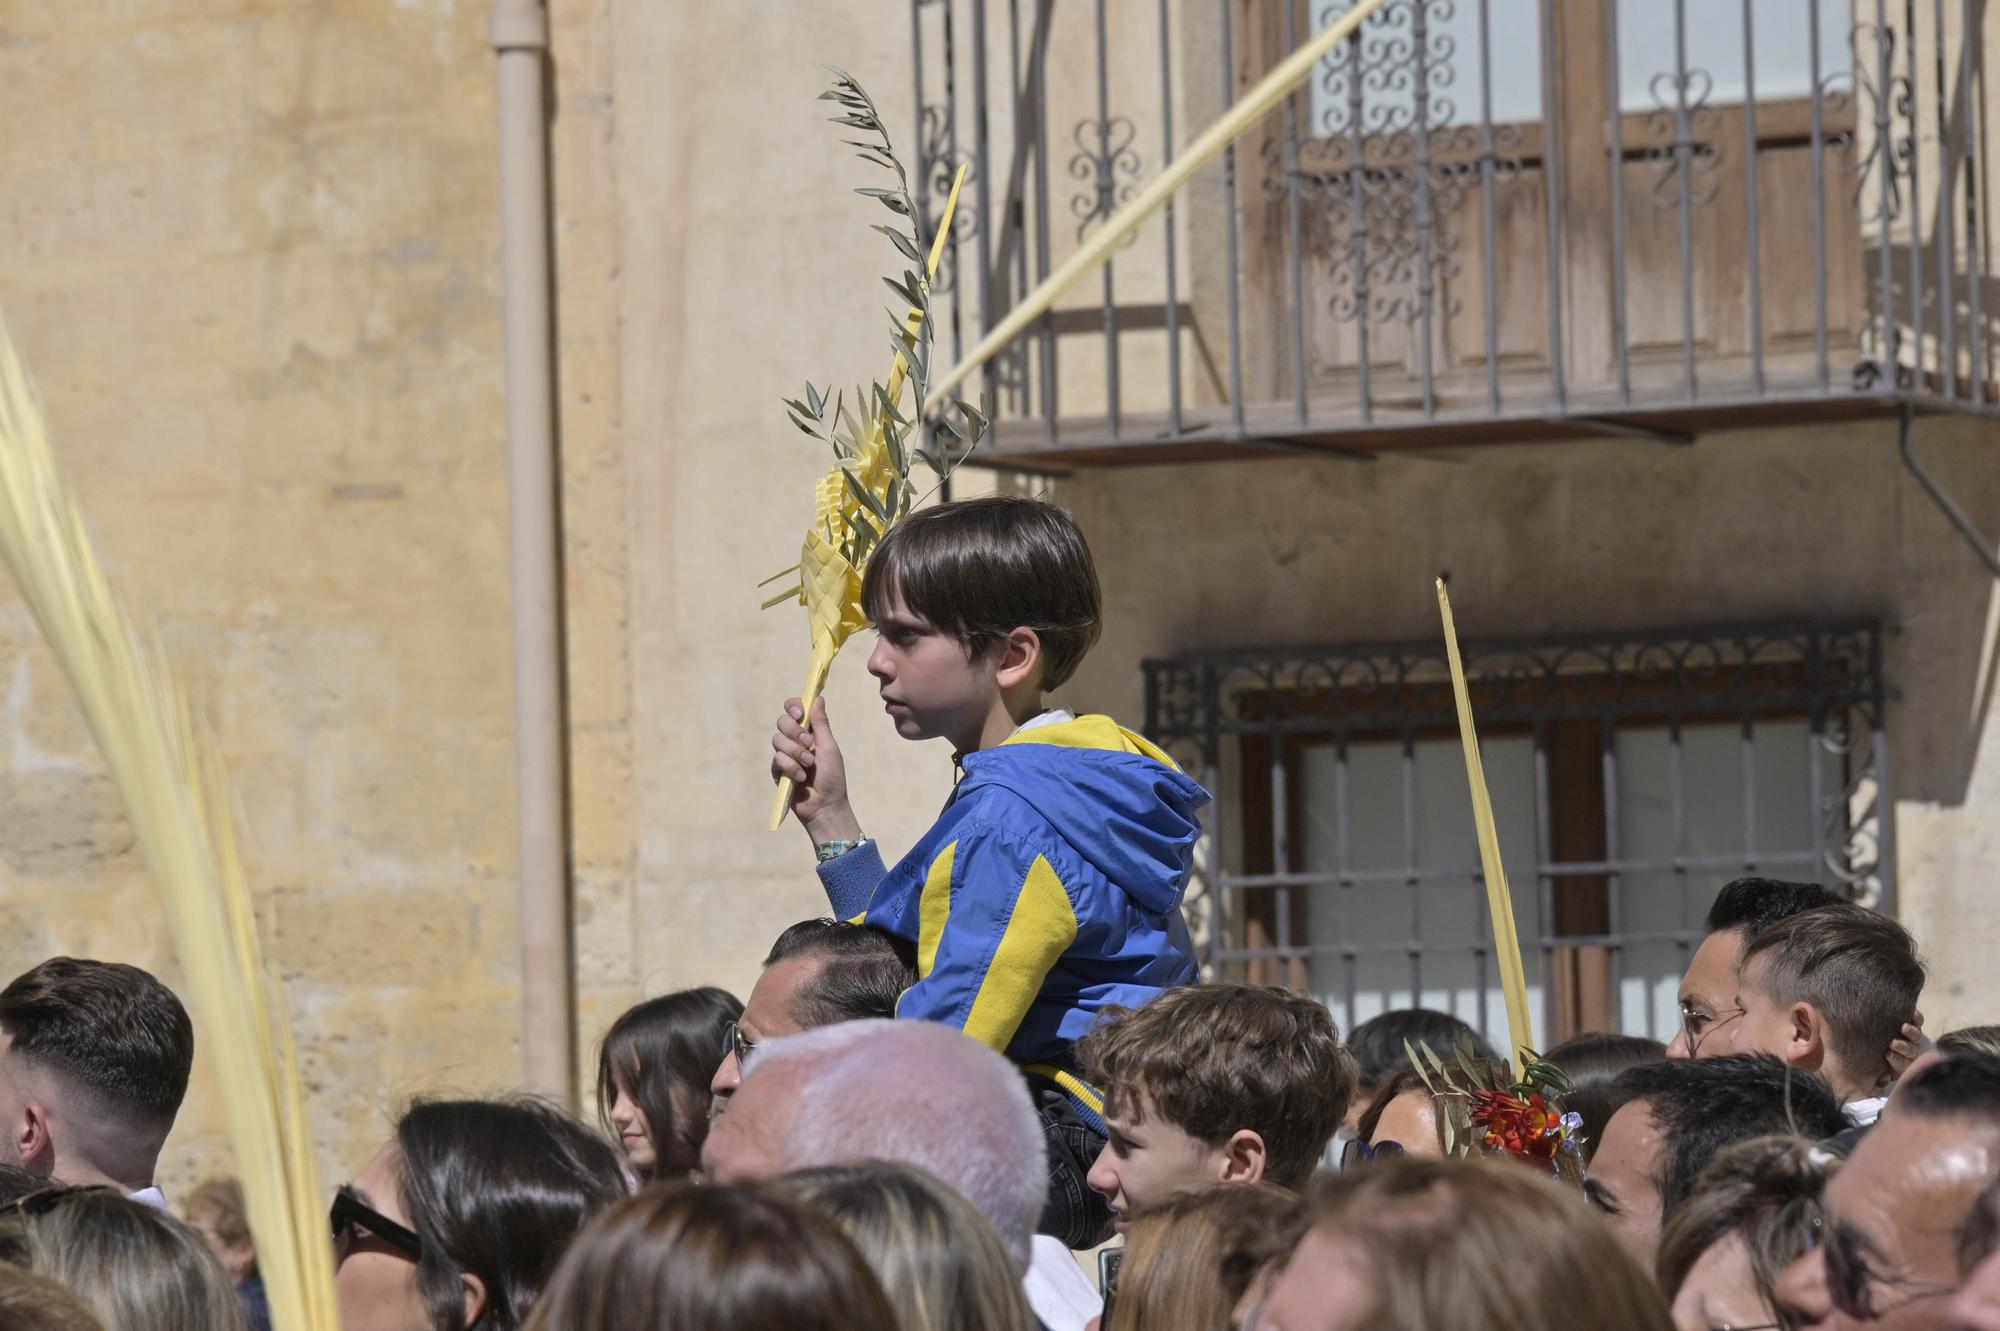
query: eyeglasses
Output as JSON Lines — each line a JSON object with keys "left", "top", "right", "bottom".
{"left": 722, "top": 1021, "right": 757, "bottom": 1062}
{"left": 1339, "top": 1138, "right": 1404, "bottom": 1170}
{"left": 1678, "top": 1000, "right": 1746, "bottom": 1056}
{"left": 1819, "top": 1220, "right": 1956, "bottom": 1320}
{"left": 330, "top": 1187, "right": 423, "bottom": 1262}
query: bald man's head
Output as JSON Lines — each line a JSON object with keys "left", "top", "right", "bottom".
{"left": 701, "top": 1020, "right": 1044, "bottom": 1265}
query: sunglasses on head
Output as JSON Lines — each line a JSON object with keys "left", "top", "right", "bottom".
{"left": 6, "top": 1185, "right": 113, "bottom": 1218}
{"left": 330, "top": 1186, "right": 422, "bottom": 1261}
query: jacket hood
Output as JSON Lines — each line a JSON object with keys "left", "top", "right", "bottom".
{"left": 957, "top": 714, "right": 1210, "bottom": 913}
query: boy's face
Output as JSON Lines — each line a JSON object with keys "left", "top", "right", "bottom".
{"left": 1727, "top": 952, "right": 1823, "bottom": 1082}
{"left": 1086, "top": 1090, "right": 1231, "bottom": 1233}
{"left": 865, "top": 590, "right": 1004, "bottom": 747}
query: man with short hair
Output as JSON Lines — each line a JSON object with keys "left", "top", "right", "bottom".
{"left": 1727, "top": 902, "right": 1925, "bottom": 1125}
{"left": 1669, "top": 878, "right": 1846, "bottom": 1059}
{"left": 1076, "top": 983, "right": 1356, "bottom": 1232}
{"left": 1777, "top": 1053, "right": 2000, "bottom": 1330}
{"left": 704, "top": 1019, "right": 1101, "bottom": 1331}
{"left": 0, "top": 957, "right": 194, "bottom": 1203}
{"left": 1585, "top": 1053, "right": 1846, "bottom": 1261}
{"left": 708, "top": 918, "right": 915, "bottom": 1112}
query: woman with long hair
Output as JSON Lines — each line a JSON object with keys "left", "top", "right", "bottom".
{"left": 778, "top": 1161, "right": 1037, "bottom": 1331}
{"left": 1254, "top": 1156, "right": 1674, "bottom": 1331}
{"left": 523, "top": 1180, "right": 899, "bottom": 1331}
{"left": 0, "top": 1187, "right": 246, "bottom": 1331}
{"left": 332, "top": 1097, "right": 630, "bottom": 1331}
{"left": 1104, "top": 1183, "right": 1303, "bottom": 1331}
{"left": 595, "top": 987, "right": 741, "bottom": 1181}
{"left": 0, "top": 1265, "right": 106, "bottom": 1331}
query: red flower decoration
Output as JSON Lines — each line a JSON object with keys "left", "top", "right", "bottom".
{"left": 1470, "top": 1089, "right": 1564, "bottom": 1162}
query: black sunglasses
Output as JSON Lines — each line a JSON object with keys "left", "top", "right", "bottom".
{"left": 722, "top": 1021, "right": 757, "bottom": 1061}
{"left": 331, "top": 1186, "right": 423, "bottom": 1261}
{"left": 1340, "top": 1137, "right": 1405, "bottom": 1170}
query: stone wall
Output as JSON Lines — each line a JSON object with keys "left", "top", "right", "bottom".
{"left": 0, "top": 0, "right": 525, "bottom": 1192}
{"left": 1, "top": 0, "right": 1996, "bottom": 1205}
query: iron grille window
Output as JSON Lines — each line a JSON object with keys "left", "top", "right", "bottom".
{"left": 1143, "top": 620, "right": 1890, "bottom": 1048}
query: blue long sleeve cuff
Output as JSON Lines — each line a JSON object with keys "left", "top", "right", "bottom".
{"left": 816, "top": 839, "right": 888, "bottom": 921}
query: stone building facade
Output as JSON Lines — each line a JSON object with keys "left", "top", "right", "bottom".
{"left": 0, "top": 0, "right": 1994, "bottom": 1191}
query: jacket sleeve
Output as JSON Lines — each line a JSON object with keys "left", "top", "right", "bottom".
{"left": 894, "top": 822, "right": 1080, "bottom": 1053}
{"left": 815, "top": 840, "right": 889, "bottom": 922}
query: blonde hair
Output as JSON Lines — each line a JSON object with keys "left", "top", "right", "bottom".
{"left": 1296, "top": 1158, "right": 1673, "bottom": 1331}
{"left": 183, "top": 1180, "right": 249, "bottom": 1249}
{"left": 0, "top": 1265, "right": 106, "bottom": 1331}
{"left": 0, "top": 1189, "right": 247, "bottom": 1331}
{"left": 1108, "top": 1183, "right": 1303, "bottom": 1331}
{"left": 778, "top": 1162, "right": 1037, "bottom": 1331}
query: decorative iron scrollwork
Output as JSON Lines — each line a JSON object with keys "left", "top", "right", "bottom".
{"left": 914, "top": 104, "right": 980, "bottom": 297}
{"left": 1069, "top": 115, "right": 1143, "bottom": 242}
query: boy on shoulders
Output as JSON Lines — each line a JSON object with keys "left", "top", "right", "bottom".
{"left": 770, "top": 496, "right": 1207, "bottom": 1248}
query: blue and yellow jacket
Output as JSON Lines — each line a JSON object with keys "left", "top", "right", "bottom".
{"left": 817, "top": 714, "right": 1208, "bottom": 1129}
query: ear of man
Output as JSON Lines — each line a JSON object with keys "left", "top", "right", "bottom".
{"left": 1219, "top": 1128, "right": 1269, "bottom": 1185}
{"left": 15, "top": 1100, "right": 52, "bottom": 1175}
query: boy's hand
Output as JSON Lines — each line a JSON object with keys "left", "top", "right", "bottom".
{"left": 1883, "top": 1009, "right": 1930, "bottom": 1087}
{"left": 771, "top": 697, "right": 862, "bottom": 845}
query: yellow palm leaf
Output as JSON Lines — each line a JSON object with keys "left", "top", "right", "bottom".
{"left": 766, "top": 155, "right": 968, "bottom": 830}
{"left": 0, "top": 314, "right": 338, "bottom": 1331}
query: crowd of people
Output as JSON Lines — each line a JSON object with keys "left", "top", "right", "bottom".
{"left": 0, "top": 496, "right": 1992, "bottom": 1330}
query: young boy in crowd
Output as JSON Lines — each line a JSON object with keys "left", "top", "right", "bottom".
{"left": 1074, "top": 983, "right": 1355, "bottom": 1232}
{"left": 769, "top": 495, "right": 1207, "bottom": 1248}
{"left": 1726, "top": 900, "right": 1925, "bottom": 1128}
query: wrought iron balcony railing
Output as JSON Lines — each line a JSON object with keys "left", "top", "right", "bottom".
{"left": 912, "top": 0, "right": 1999, "bottom": 468}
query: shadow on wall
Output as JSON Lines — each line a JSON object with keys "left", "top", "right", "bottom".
{"left": 1054, "top": 413, "right": 2000, "bottom": 822}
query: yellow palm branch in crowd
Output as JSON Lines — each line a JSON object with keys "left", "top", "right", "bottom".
{"left": 1437, "top": 578, "right": 1535, "bottom": 1077}
{"left": 764, "top": 71, "right": 987, "bottom": 830}
{"left": 0, "top": 314, "right": 338, "bottom": 1331}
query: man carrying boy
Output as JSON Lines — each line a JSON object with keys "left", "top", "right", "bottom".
{"left": 1075, "top": 983, "right": 1356, "bottom": 1232}
{"left": 770, "top": 495, "right": 1207, "bottom": 1248}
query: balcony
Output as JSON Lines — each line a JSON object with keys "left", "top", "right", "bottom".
{"left": 910, "top": 0, "right": 2000, "bottom": 469}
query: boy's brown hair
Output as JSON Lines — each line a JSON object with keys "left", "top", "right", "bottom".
{"left": 861, "top": 496, "right": 1101, "bottom": 690}
{"left": 1740, "top": 901, "right": 1924, "bottom": 1084}
{"left": 1076, "top": 983, "right": 1356, "bottom": 1190}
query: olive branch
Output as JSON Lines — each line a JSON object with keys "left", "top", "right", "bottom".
{"left": 777, "top": 68, "right": 991, "bottom": 571}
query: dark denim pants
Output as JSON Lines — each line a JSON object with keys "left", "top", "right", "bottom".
{"left": 1028, "top": 1074, "right": 1115, "bottom": 1250}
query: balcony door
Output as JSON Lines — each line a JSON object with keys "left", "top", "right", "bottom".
{"left": 1241, "top": 0, "right": 1864, "bottom": 415}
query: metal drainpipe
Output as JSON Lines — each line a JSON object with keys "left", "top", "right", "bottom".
{"left": 490, "top": 0, "right": 576, "bottom": 1105}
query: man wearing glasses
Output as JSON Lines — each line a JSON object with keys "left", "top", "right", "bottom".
{"left": 1670, "top": 879, "right": 1847, "bottom": 1060}
{"left": 1777, "top": 1052, "right": 2000, "bottom": 1330}
{"left": 707, "top": 918, "right": 914, "bottom": 1117}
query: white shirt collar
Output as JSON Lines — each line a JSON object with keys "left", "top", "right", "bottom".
{"left": 1843, "top": 1095, "right": 1887, "bottom": 1128}
{"left": 126, "top": 1186, "right": 167, "bottom": 1210}
{"left": 1011, "top": 708, "right": 1076, "bottom": 737}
